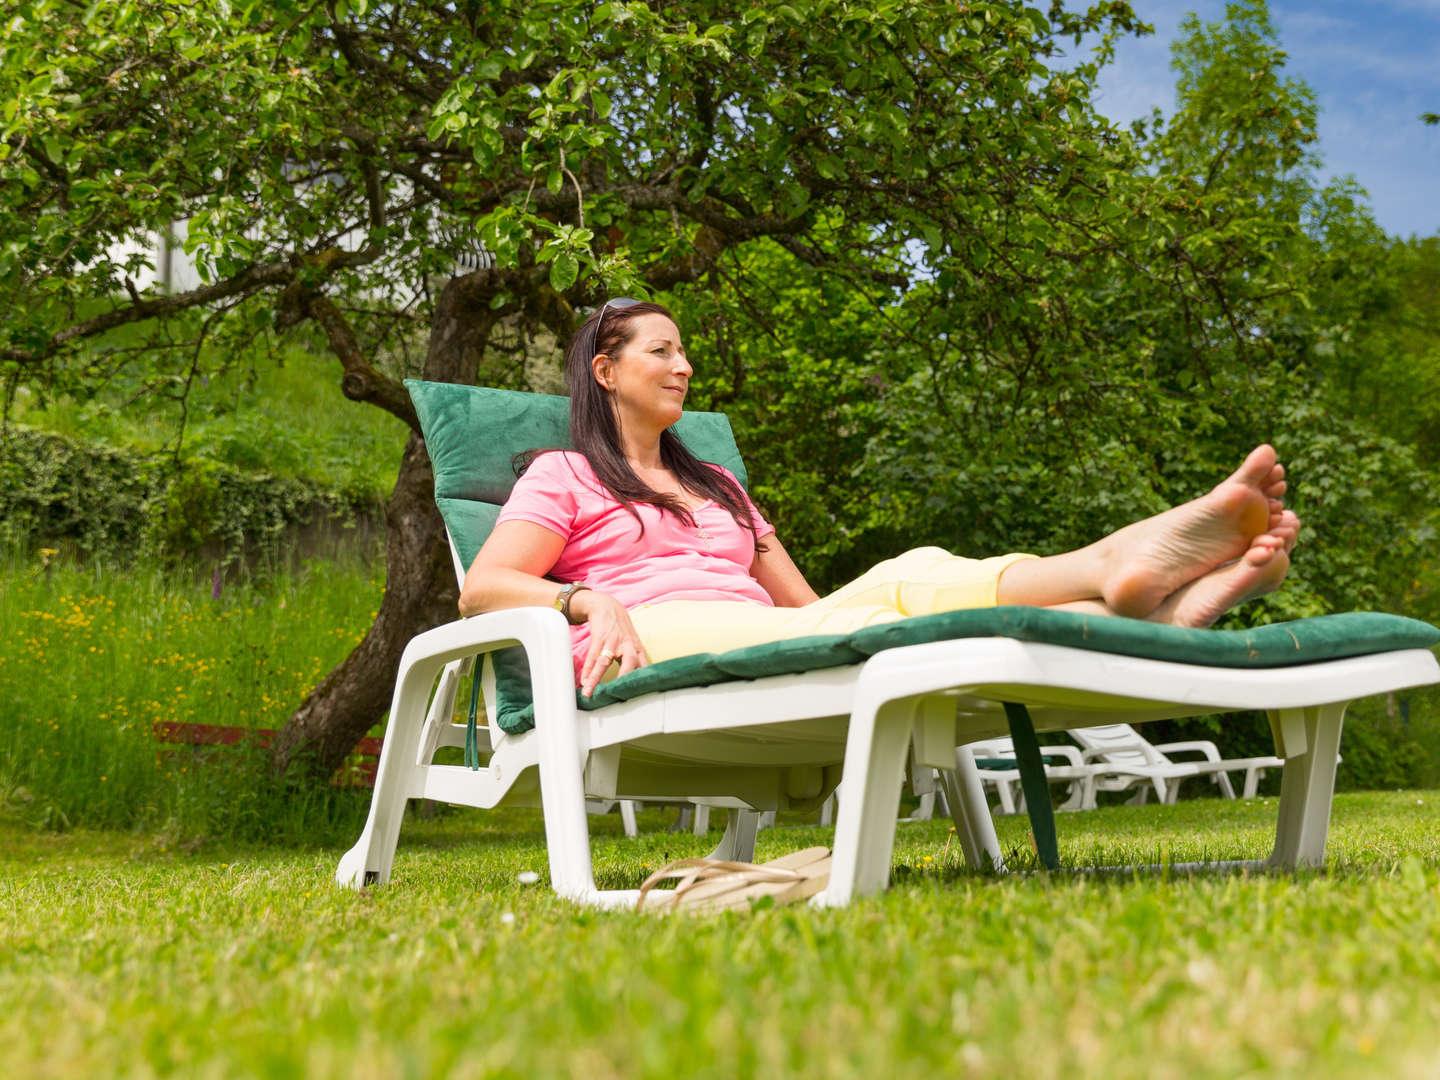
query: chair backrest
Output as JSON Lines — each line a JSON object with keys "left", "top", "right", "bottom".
{"left": 1068, "top": 723, "right": 1162, "bottom": 766}
{"left": 406, "top": 379, "right": 751, "bottom": 575}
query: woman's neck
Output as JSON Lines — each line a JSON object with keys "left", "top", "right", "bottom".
{"left": 617, "top": 423, "right": 665, "bottom": 473}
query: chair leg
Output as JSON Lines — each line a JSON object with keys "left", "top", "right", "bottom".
{"left": 693, "top": 803, "right": 710, "bottom": 836}
{"left": 818, "top": 791, "right": 836, "bottom": 828}
{"left": 1243, "top": 768, "right": 1264, "bottom": 800}
{"left": 1268, "top": 703, "right": 1347, "bottom": 869}
{"left": 1214, "top": 771, "right": 1237, "bottom": 800}
{"left": 707, "top": 809, "right": 760, "bottom": 862}
{"left": 996, "top": 778, "right": 1018, "bottom": 815}
{"left": 533, "top": 689, "right": 597, "bottom": 902}
{"left": 941, "top": 752, "right": 1004, "bottom": 872}
{"left": 907, "top": 790, "right": 936, "bottom": 822}
{"left": 337, "top": 652, "right": 442, "bottom": 888}
{"left": 619, "top": 800, "right": 638, "bottom": 838}
{"left": 821, "top": 697, "right": 915, "bottom": 905}
{"left": 1056, "top": 781, "right": 1086, "bottom": 812}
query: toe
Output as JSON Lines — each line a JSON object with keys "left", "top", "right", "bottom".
{"left": 1232, "top": 444, "right": 1279, "bottom": 486}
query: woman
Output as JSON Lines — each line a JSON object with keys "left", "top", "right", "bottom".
{"left": 459, "top": 300, "right": 1300, "bottom": 698}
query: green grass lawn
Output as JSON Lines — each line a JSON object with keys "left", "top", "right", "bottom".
{"left": 3, "top": 794, "right": 1438, "bottom": 1079}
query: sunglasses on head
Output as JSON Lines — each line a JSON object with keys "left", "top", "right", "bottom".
{"left": 584, "top": 297, "right": 641, "bottom": 362}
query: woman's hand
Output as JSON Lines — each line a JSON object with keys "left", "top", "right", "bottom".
{"left": 571, "top": 590, "right": 648, "bottom": 698}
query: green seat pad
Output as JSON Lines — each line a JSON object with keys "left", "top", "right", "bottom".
{"left": 844, "top": 607, "right": 1440, "bottom": 665}
{"left": 490, "top": 608, "right": 1439, "bottom": 734}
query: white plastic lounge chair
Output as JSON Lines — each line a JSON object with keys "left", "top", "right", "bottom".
{"left": 960, "top": 737, "right": 1091, "bottom": 814}
{"left": 1066, "top": 723, "right": 1283, "bottom": 806}
{"left": 336, "top": 381, "right": 1440, "bottom": 907}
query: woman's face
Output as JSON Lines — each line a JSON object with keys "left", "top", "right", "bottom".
{"left": 594, "top": 313, "right": 692, "bottom": 434}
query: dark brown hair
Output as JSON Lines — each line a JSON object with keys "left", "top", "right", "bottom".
{"left": 520, "top": 300, "right": 764, "bottom": 548}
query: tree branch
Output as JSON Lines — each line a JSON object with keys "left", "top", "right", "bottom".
{"left": 300, "top": 289, "right": 420, "bottom": 433}
{"left": 1, "top": 259, "right": 295, "bottom": 366}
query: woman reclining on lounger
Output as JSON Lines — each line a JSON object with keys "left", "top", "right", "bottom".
{"left": 459, "top": 299, "right": 1301, "bottom": 698}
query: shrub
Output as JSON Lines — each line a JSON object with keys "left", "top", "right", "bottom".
{"left": 0, "top": 426, "right": 381, "bottom": 566}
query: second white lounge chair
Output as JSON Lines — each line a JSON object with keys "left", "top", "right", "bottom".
{"left": 1068, "top": 723, "right": 1284, "bottom": 805}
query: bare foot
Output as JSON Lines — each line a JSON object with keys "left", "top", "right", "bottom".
{"left": 1103, "top": 445, "right": 1288, "bottom": 618}
{"left": 1148, "top": 510, "right": 1300, "bottom": 627}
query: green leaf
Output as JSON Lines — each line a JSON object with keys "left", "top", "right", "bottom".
{"left": 549, "top": 250, "right": 579, "bottom": 292}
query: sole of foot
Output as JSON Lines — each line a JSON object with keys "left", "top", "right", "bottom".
{"left": 1104, "top": 445, "right": 1282, "bottom": 619}
{"left": 1151, "top": 544, "right": 1292, "bottom": 628}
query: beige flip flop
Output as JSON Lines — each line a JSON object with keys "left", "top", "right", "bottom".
{"left": 637, "top": 846, "right": 832, "bottom": 914}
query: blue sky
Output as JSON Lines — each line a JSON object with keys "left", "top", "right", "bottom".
{"left": 1083, "top": 1, "right": 1440, "bottom": 239}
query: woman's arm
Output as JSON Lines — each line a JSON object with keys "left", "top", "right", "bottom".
{"left": 459, "top": 520, "right": 647, "bottom": 696}
{"left": 750, "top": 534, "right": 821, "bottom": 607}
{"left": 458, "top": 520, "right": 568, "bottom": 615}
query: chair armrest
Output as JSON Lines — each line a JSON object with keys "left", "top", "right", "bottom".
{"left": 1153, "top": 740, "right": 1222, "bottom": 763}
{"left": 399, "top": 606, "right": 575, "bottom": 692}
{"left": 1038, "top": 745, "right": 1084, "bottom": 767}
{"left": 1080, "top": 742, "right": 1155, "bottom": 764}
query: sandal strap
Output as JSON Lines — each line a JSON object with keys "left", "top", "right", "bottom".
{"left": 636, "top": 852, "right": 827, "bottom": 911}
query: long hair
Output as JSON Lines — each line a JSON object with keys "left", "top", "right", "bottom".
{"left": 519, "top": 300, "right": 765, "bottom": 549}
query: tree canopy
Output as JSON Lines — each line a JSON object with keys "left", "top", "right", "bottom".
{"left": 3, "top": 0, "right": 1436, "bottom": 776}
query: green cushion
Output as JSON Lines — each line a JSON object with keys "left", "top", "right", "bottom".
{"left": 844, "top": 607, "right": 1440, "bottom": 666}
{"left": 493, "top": 609, "right": 1440, "bottom": 735}
{"left": 434, "top": 499, "right": 501, "bottom": 577}
{"left": 713, "top": 634, "right": 867, "bottom": 679}
{"left": 587, "top": 653, "right": 730, "bottom": 707}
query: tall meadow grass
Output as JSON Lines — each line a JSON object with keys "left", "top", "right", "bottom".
{"left": 0, "top": 549, "right": 386, "bottom": 843}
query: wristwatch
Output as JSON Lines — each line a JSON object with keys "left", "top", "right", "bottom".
{"left": 553, "top": 581, "right": 591, "bottom": 624}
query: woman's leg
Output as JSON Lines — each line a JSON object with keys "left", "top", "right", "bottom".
{"left": 805, "top": 547, "right": 1036, "bottom": 617}
{"left": 629, "top": 600, "right": 905, "bottom": 664}
{"left": 996, "top": 444, "right": 1295, "bottom": 618}
{"left": 627, "top": 446, "right": 1300, "bottom": 664}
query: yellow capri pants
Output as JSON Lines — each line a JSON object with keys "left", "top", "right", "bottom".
{"left": 628, "top": 546, "right": 1035, "bottom": 665}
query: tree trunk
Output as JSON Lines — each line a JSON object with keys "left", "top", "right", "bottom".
{"left": 269, "top": 278, "right": 499, "bottom": 781}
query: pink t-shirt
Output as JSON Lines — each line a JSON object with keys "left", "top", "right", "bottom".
{"left": 495, "top": 451, "right": 777, "bottom": 680}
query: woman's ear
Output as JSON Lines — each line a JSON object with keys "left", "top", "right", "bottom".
{"left": 591, "top": 352, "right": 612, "bottom": 391}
